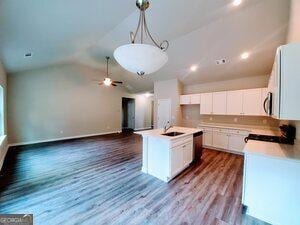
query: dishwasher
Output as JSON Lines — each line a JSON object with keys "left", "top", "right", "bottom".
{"left": 193, "top": 131, "right": 203, "bottom": 162}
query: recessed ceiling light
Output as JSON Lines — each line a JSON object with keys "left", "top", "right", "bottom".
{"left": 190, "top": 65, "right": 198, "bottom": 72}
{"left": 145, "top": 92, "right": 152, "bottom": 98}
{"left": 241, "top": 52, "right": 250, "bottom": 60}
{"left": 233, "top": 0, "right": 242, "bottom": 6}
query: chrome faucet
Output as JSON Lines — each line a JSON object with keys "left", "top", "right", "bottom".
{"left": 163, "top": 121, "right": 173, "bottom": 133}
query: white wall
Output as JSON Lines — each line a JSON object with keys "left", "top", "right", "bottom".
{"left": 182, "top": 75, "right": 280, "bottom": 128}
{"left": 287, "top": 0, "right": 300, "bottom": 43}
{"left": 154, "top": 79, "right": 182, "bottom": 128}
{"left": 7, "top": 63, "right": 151, "bottom": 145}
{"left": 184, "top": 75, "right": 270, "bottom": 94}
{"left": 0, "top": 62, "right": 8, "bottom": 170}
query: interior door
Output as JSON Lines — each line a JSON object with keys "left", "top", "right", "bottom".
{"left": 157, "top": 99, "right": 171, "bottom": 129}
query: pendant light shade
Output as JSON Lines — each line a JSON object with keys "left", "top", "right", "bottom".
{"left": 114, "top": 0, "right": 169, "bottom": 76}
{"left": 114, "top": 44, "right": 168, "bottom": 76}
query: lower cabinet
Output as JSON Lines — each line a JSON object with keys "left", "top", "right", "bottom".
{"left": 171, "top": 140, "right": 193, "bottom": 178}
{"left": 212, "top": 129, "right": 228, "bottom": 149}
{"left": 200, "top": 126, "right": 249, "bottom": 154}
{"left": 203, "top": 128, "right": 213, "bottom": 146}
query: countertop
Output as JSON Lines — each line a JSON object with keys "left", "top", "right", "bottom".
{"left": 135, "top": 126, "right": 202, "bottom": 140}
{"left": 244, "top": 140, "right": 300, "bottom": 162}
{"left": 199, "top": 122, "right": 300, "bottom": 161}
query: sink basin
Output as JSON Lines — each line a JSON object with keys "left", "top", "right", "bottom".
{"left": 162, "top": 132, "right": 185, "bottom": 137}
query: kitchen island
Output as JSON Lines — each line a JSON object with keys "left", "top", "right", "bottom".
{"left": 243, "top": 139, "right": 300, "bottom": 225}
{"left": 136, "top": 126, "right": 202, "bottom": 182}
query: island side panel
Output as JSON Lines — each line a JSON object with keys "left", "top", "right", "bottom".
{"left": 142, "top": 136, "right": 149, "bottom": 173}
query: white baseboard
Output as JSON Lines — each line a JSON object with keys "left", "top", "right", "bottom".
{"left": 204, "top": 145, "right": 244, "bottom": 156}
{"left": 8, "top": 130, "right": 122, "bottom": 148}
{"left": 134, "top": 127, "right": 152, "bottom": 131}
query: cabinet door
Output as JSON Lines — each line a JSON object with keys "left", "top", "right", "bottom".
{"left": 190, "top": 94, "right": 201, "bottom": 104}
{"left": 213, "top": 92, "right": 227, "bottom": 115}
{"left": 203, "top": 130, "right": 213, "bottom": 147}
{"left": 171, "top": 145, "right": 183, "bottom": 177}
{"left": 228, "top": 134, "right": 247, "bottom": 153}
{"left": 227, "top": 90, "right": 243, "bottom": 115}
{"left": 261, "top": 88, "right": 268, "bottom": 116}
{"left": 243, "top": 89, "right": 262, "bottom": 116}
{"left": 200, "top": 93, "right": 213, "bottom": 114}
{"left": 213, "top": 130, "right": 229, "bottom": 149}
{"left": 180, "top": 95, "right": 191, "bottom": 105}
{"left": 182, "top": 141, "right": 193, "bottom": 166}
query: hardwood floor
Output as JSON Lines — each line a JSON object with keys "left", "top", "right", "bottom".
{"left": 0, "top": 133, "right": 269, "bottom": 225}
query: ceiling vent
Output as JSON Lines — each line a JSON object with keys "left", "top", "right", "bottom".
{"left": 24, "top": 52, "right": 33, "bottom": 58}
{"left": 215, "top": 59, "right": 227, "bottom": 65}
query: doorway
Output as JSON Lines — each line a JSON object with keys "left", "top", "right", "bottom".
{"left": 122, "top": 98, "right": 135, "bottom": 132}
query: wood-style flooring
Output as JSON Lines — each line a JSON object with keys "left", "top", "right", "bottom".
{"left": 0, "top": 133, "right": 269, "bottom": 225}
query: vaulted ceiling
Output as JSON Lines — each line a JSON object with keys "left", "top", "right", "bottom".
{"left": 0, "top": 0, "right": 290, "bottom": 92}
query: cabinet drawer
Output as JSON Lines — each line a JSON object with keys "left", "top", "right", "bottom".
{"left": 213, "top": 128, "right": 228, "bottom": 133}
{"left": 170, "top": 135, "right": 193, "bottom": 148}
{"left": 227, "top": 129, "right": 249, "bottom": 136}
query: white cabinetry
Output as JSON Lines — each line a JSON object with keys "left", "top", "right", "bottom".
{"left": 199, "top": 125, "right": 249, "bottom": 154}
{"left": 227, "top": 90, "right": 243, "bottom": 115}
{"left": 243, "top": 88, "right": 262, "bottom": 116}
{"left": 147, "top": 135, "right": 194, "bottom": 182}
{"left": 200, "top": 93, "right": 213, "bottom": 114}
{"left": 180, "top": 94, "right": 201, "bottom": 105}
{"left": 202, "top": 127, "right": 213, "bottom": 147}
{"left": 212, "top": 129, "right": 229, "bottom": 149}
{"left": 213, "top": 92, "right": 227, "bottom": 115}
{"left": 228, "top": 131, "right": 248, "bottom": 152}
{"left": 190, "top": 94, "right": 201, "bottom": 104}
{"left": 180, "top": 95, "right": 191, "bottom": 105}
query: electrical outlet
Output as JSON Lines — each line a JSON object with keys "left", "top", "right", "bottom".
{"left": 60, "top": 130, "right": 64, "bottom": 134}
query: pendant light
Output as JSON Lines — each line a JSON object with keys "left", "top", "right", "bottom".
{"left": 114, "top": 0, "right": 169, "bottom": 76}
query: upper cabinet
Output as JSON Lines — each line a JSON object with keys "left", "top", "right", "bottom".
{"left": 180, "top": 94, "right": 201, "bottom": 105}
{"left": 180, "top": 95, "right": 191, "bottom": 105}
{"left": 212, "top": 92, "right": 227, "bottom": 115}
{"left": 227, "top": 90, "right": 243, "bottom": 115}
{"left": 243, "top": 88, "right": 262, "bottom": 116}
{"left": 190, "top": 94, "right": 201, "bottom": 104}
{"left": 200, "top": 93, "right": 213, "bottom": 114}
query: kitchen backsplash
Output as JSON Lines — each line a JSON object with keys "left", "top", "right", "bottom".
{"left": 181, "top": 105, "right": 281, "bottom": 129}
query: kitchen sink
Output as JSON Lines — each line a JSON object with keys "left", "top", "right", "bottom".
{"left": 162, "top": 132, "right": 185, "bottom": 137}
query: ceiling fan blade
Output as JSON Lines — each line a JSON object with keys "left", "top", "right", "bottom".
{"left": 112, "top": 84, "right": 117, "bottom": 87}
{"left": 113, "top": 81, "right": 123, "bottom": 84}
{"left": 98, "top": 82, "right": 103, "bottom": 85}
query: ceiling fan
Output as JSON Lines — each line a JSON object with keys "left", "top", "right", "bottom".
{"left": 98, "top": 56, "right": 123, "bottom": 87}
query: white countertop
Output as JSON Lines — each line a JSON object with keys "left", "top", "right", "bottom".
{"left": 244, "top": 140, "right": 300, "bottom": 162}
{"left": 135, "top": 126, "right": 202, "bottom": 140}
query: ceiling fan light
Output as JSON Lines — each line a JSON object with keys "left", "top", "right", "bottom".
{"left": 104, "top": 78, "right": 112, "bottom": 86}
{"left": 114, "top": 44, "right": 168, "bottom": 75}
